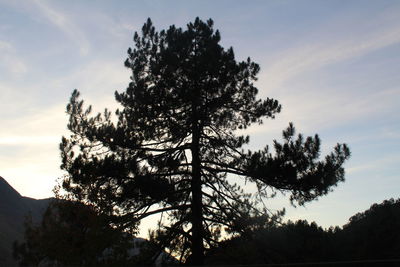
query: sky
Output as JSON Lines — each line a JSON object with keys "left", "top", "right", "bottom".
{"left": 1, "top": 0, "right": 399, "bottom": 236}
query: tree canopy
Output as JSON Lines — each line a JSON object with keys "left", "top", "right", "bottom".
{"left": 60, "top": 17, "right": 350, "bottom": 265}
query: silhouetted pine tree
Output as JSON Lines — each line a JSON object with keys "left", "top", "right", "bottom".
{"left": 60, "top": 17, "right": 350, "bottom": 265}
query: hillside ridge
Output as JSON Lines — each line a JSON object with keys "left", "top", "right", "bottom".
{"left": 0, "top": 176, "right": 52, "bottom": 267}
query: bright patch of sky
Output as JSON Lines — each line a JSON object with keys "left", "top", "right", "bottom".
{"left": 1, "top": 0, "right": 399, "bottom": 236}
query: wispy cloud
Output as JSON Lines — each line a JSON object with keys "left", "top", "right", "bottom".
{"left": 280, "top": 86, "right": 399, "bottom": 130}
{"left": 260, "top": 13, "right": 400, "bottom": 91}
{"left": 49, "top": 58, "right": 131, "bottom": 112}
{"left": 31, "top": 0, "right": 90, "bottom": 55}
{"left": 347, "top": 154, "right": 400, "bottom": 175}
{"left": 239, "top": 85, "right": 399, "bottom": 152}
{"left": 0, "top": 103, "right": 67, "bottom": 143}
{"left": 0, "top": 40, "right": 27, "bottom": 75}
{"left": 244, "top": 10, "right": 400, "bottom": 137}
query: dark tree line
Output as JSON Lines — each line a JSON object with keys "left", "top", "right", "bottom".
{"left": 14, "top": 198, "right": 400, "bottom": 266}
{"left": 15, "top": 17, "right": 351, "bottom": 265}
{"left": 337, "top": 198, "right": 400, "bottom": 261}
{"left": 205, "top": 198, "right": 400, "bottom": 265}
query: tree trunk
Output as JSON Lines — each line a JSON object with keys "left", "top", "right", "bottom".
{"left": 190, "top": 103, "right": 204, "bottom": 265}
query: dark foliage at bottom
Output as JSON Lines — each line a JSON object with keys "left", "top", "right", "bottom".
{"left": 205, "top": 198, "right": 400, "bottom": 265}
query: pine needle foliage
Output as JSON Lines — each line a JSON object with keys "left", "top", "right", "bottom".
{"left": 60, "top": 18, "right": 350, "bottom": 265}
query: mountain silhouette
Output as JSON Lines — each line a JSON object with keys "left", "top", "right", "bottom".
{"left": 0, "top": 176, "right": 51, "bottom": 266}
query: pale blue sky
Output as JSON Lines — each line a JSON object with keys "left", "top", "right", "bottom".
{"left": 1, "top": 0, "right": 399, "bottom": 235}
